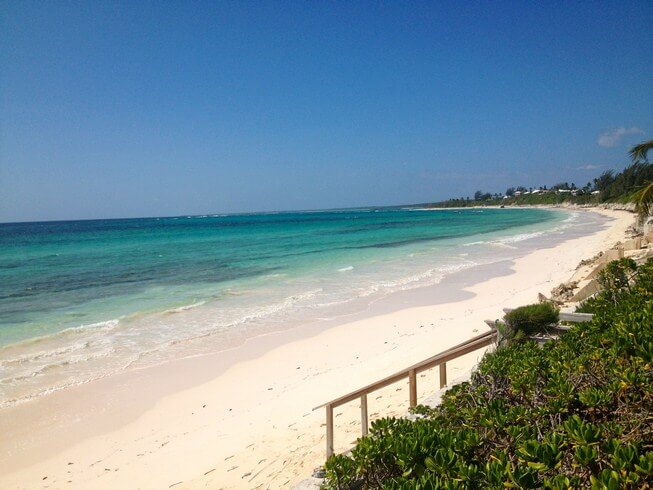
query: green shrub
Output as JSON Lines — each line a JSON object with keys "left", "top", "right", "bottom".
{"left": 504, "top": 302, "right": 559, "bottom": 336}
{"left": 323, "top": 259, "right": 653, "bottom": 489}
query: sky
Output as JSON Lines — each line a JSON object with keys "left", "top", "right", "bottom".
{"left": 1, "top": 1, "right": 652, "bottom": 222}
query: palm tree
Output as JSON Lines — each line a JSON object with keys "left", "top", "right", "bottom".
{"left": 629, "top": 140, "right": 653, "bottom": 223}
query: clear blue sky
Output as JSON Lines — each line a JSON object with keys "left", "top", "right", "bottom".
{"left": 1, "top": 1, "right": 652, "bottom": 222}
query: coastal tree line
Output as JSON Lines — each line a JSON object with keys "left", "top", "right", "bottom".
{"left": 431, "top": 140, "right": 653, "bottom": 221}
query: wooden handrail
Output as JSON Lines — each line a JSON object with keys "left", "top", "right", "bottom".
{"left": 313, "top": 330, "right": 496, "bottom": 411}
{"left": 314, "top": 329, "right": 497, "bottom": 458}
{"left": 315, "top": 310, "right": 591, "bottom": 459}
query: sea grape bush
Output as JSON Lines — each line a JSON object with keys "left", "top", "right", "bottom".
{"left": 323, "top": 259, "right": 653, "bottom": 489}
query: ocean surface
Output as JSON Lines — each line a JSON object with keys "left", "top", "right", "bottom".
{"left": 0, "top": 207, "right": 600, "bottom": 406}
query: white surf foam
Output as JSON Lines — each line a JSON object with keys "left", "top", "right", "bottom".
{"left": 163, "top": 301, "right": 206, "bottom": 314}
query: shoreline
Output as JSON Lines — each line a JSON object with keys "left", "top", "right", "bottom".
{"left": 0, "top": 206, "right": 567, "bottom": 410}
{"left": 0, "top": 206, "right": 565, "bottom": 410}
{"left": 0, "top": 208, "right": 636, "bottom": 488}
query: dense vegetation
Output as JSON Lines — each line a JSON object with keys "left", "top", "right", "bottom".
{"left": 323, "top": 259, "right": 653, "bottom": 489}
{"left": 595, "top": 163, "right": 653, "bottom": 202}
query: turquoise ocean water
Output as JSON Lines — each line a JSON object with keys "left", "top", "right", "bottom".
{"left": 0, "top": 207, "right": 593, "bottom": 406}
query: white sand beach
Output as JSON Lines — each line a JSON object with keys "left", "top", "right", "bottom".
{"left": 0, "top": 208, "right": 636, "bottom": 489}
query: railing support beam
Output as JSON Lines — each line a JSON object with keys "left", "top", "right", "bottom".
{"left": 439, "top": 362, "right": 447, "bottom": 388}
{"left": 361, "top": 394, "right": 368, "bottom": 436}
{"left": 409, "top": 369, "right": 417, "bottom": 407}
{"left": 326, "top": 404, "right": 334, "bottom": 459}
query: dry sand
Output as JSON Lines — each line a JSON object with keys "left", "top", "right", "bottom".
{"left": 0, "top": 209, "right": 634, "bottom": 489}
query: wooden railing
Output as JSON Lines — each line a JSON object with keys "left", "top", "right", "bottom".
{"left": 313, "top": 329, "right": 498, "bottom": 459}
{"left": 313, "top": 310, "right": 594, "bottom": 460}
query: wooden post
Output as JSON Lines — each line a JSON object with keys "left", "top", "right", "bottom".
{"left": 439, "top": 362, "right": 447, "bottom": 388}
{"left": 326, "top": 404, "right": 334, "bottom": 458}
{"left": 409, "top": 369, "right": 417, "bottom": 407}
{"left": 361, "top": 394, "right": 368, "bottom": 436}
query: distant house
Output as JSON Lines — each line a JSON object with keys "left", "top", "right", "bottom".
{"left": 591, "top": 190, "right": 600, "bottom": 195}
{"left": 503, "top": 195, "right": 510, "bottom": 199}
{"left": 531, "top": 189, "right": 541, "bottom": 194}
{"left": 557, "top": 189, "right": 572, "bottom": 193}
{"left": 514, "top": 191, "right": 522, "bottom": 196}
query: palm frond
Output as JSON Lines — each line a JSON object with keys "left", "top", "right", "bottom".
{"left": 629, "top": 140, "right": 653, "bottom": 163}
{"left": 633, "top": 181, "right": 653, "bottom": 221}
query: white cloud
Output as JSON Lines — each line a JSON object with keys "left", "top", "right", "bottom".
{"left": 577, "top": 164, "right": 604, "bottom": 170}
{"left": 597, "top": 127, "right": 644, "bottom": 148}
